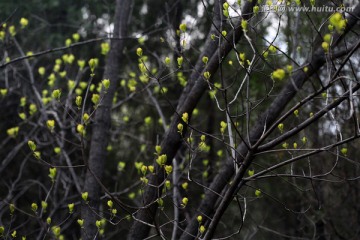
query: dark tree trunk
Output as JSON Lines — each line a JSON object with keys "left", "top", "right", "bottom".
{"left": 81, "top": 0, "right": 132, "bottom": 239}
{"left": 128, "top": 1, "right": 258, "bottom": 239}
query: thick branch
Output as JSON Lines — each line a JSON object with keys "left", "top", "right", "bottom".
{"left": 200, "top": 4, "right": 360, "bottom": 239}
{"left": 81, "top": 0, "right": 132, "bottom": 239}
{"left": 128, "top": 0, "right": 259, "bottom": 239}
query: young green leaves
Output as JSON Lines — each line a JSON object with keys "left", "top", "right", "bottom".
{"left": 49, "top": 168, "right": 57, "bottom": 182}
{"left": 220, "top": 121, "right": 227, "bottom": 134}
{"left": 179, "top": 23, "right": 187, "bottom": 32}
{"left": 156, "top": 154, "right": 167, "bottom": 166}
{"left": 88, "top": 58, "right": 98, "bottom": 74}
{"left": 329, "top": 12, "right": 346, "bottom": 34}
{"left": 272, "top": 69, "right": 286, "bottom": 81}
{"left": 28, "top": 140, "right": 37, "bottom": 151}
{"left": 52, "top": 89, "right": 61, "bottom": 100}
{"left": 136, "top": 47, "right": 143, "bottom": 57}
{"left": 101, "top": 42, "right": 110, "bottom": 55}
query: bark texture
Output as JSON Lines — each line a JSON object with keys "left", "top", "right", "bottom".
{"left": 81, "top": 0, "right": 132, "bottom": 239}
{"left": 128, "top": 0, "right": 257, "bottom": 239}
{"left": 200, "top": 4, "right": 360, "bottom": 239}
{"left": 129, "top": 2, "right": 360, "bottom": 240}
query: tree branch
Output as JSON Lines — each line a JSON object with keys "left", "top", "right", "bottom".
{"left": 80, "top": 0, "right": 132, "bottom": 239}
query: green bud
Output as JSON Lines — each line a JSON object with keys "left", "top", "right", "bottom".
{"left": 181, "top": 197, "right": 188, "bottom": 207}
{"left": 83, "top": 113, "right": 90, "bottom": 124}
{"left": 82, "top": 192, "right": 88, "bottom": 201}
{"left": 9, "top": 25, "right": 16, "bottom": 37}
{"left": 165, "top": 180, "right": 171, "bottom": 189}
{"left": 328, "top": 24, "right": 334, "bottom": 32}
{"left": 38, "top": 67, "right": 46, "bottom": 76}
{"left": 140, "top": 176, "right": 148, "bottom": 184}
{"left": 48, "top": 168, "right": 57, "bottom": 182}
{"left": 202, "top": 56, "right": 208, "bottom": 64}
{"left": 136, "top": 47, "right": 143, "bottom": 57}
{"left": 9, "top": 204, "right": 15, "bottom": 214}
{"left": 239, "top": 52, "right": 246, "bottom": 62}
{"left": 177, "top": 56, "right": 183, "bottom": 67}
{"left": 323, "top": 34, "right": 332, "bottom": 43}
{"left": 294, "top": 109, "right": 299, "bottom": 117}
{"left": 77, "top": 219, "right": 84, "bottom": 227}
{"left": 51, "top": 226, "right": 61, "bottom": 236}
{"left": 156, "top": 154, "right": 167, "bottom": 166}
{"left": 203, "top": 71, "right": 211, "bottom": 80}
{"left": 68, "top": 203, "right": 75, "bottom": 214}
{"left": 67, "top": 80, "right": 76, "bottom": 90}
{"left": 101, "top": 42, "right": 110, "bottom": 55}
{"left": 77, "top": 124, "right": 85, "bottom": 136}
{"left": 31, "top": 203, "right": 38, "bottom": 212}
{"left": 7, "top": 127, "right": 19, "bottom": 138}
{"left": 33, "top": 151, "right": 41, "bottom": 159}
{"left": 165, "top": 165, "right": 173, "bottom": 174}
{"left": 41, "top": 201, "right": 48, "bottom": 211}
{"left": 96, "top": 220, "right": 102, "bottom": 229}
{"left": 157, "top": 198, "right": 164, "bottom": 207}
{"left": 179, "top": 23, "right": 187, "bottom": 32}
{"left": 20, "top": 18, "right": 29, "bottom": 28}
{"left": 253, "top": 5, "right": 259, "bottom": 15}
{"left": 91, "top": 93, "right": 100, "bottom": 105}
{"left": 177, "top": 123, "right": 184, "bottom": 134}
{"left": 341, "top": 147, "right": 348, "bottom": 156}
{"left": 272, "top": 69, "right": 286, "bottom": 81}
{"left": 128, "top": 192, "right": 136, "bottom": 199}
{"left": 220, "top": 121, "right": 227, "bottom": 134}
{"left": 72, "top": 33, "right": 80, "bottom": 42}
{"left": 241, "top": 19, "right": 248, "bottom": 32}
{"left": 155, "top": 145, "right": 162, "bottom": 155}
{"left": 141, "top": 165, "right": 147, "bottom": 175}
{"left": 182, "top": 112, "right": 189, "bottom": 123}
{"left": 52, "top": 89, "right": 61, "bottom": 100}
{"left": 75, "top": 96, "right": 82, "bottom": 108}
{"left": 269, "top": 45, "right": 277, "bottom": 53}
{"left": 199, "top": 225, "right": 206, "bottom": 234}
{"left": 88, "top": 58, "right": 98, "bottom": 73}
{"left": 118, "top": 161, "right": 126, "bottom": 171}
{"left": 28, "top": 140, "right": 37, "bottom": 151}
{"left": 47, "top": 119, "right": 55, "bottom": 131}
{"left": 65, "top": 38, "right": 72, "bottom": 46}
{"left": 102, "top": 79, "right": 110, "bottom": 90}
{"left": 107, "top": 200, "right": 113, "bottom": 208}
{"left": 68, "top": 203, "right": 75, "bottom": 213}
{"left": 77, "top": 60, "right": 85, "bottom": 70}
{"left": 223, "top": 2, "right": 229, "bottom": 10}
{"left": 322, "top": 42, "right": 329, "bottom": 52}
{"left": 278, "top": 123, "right": 284, "bottom": 133}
